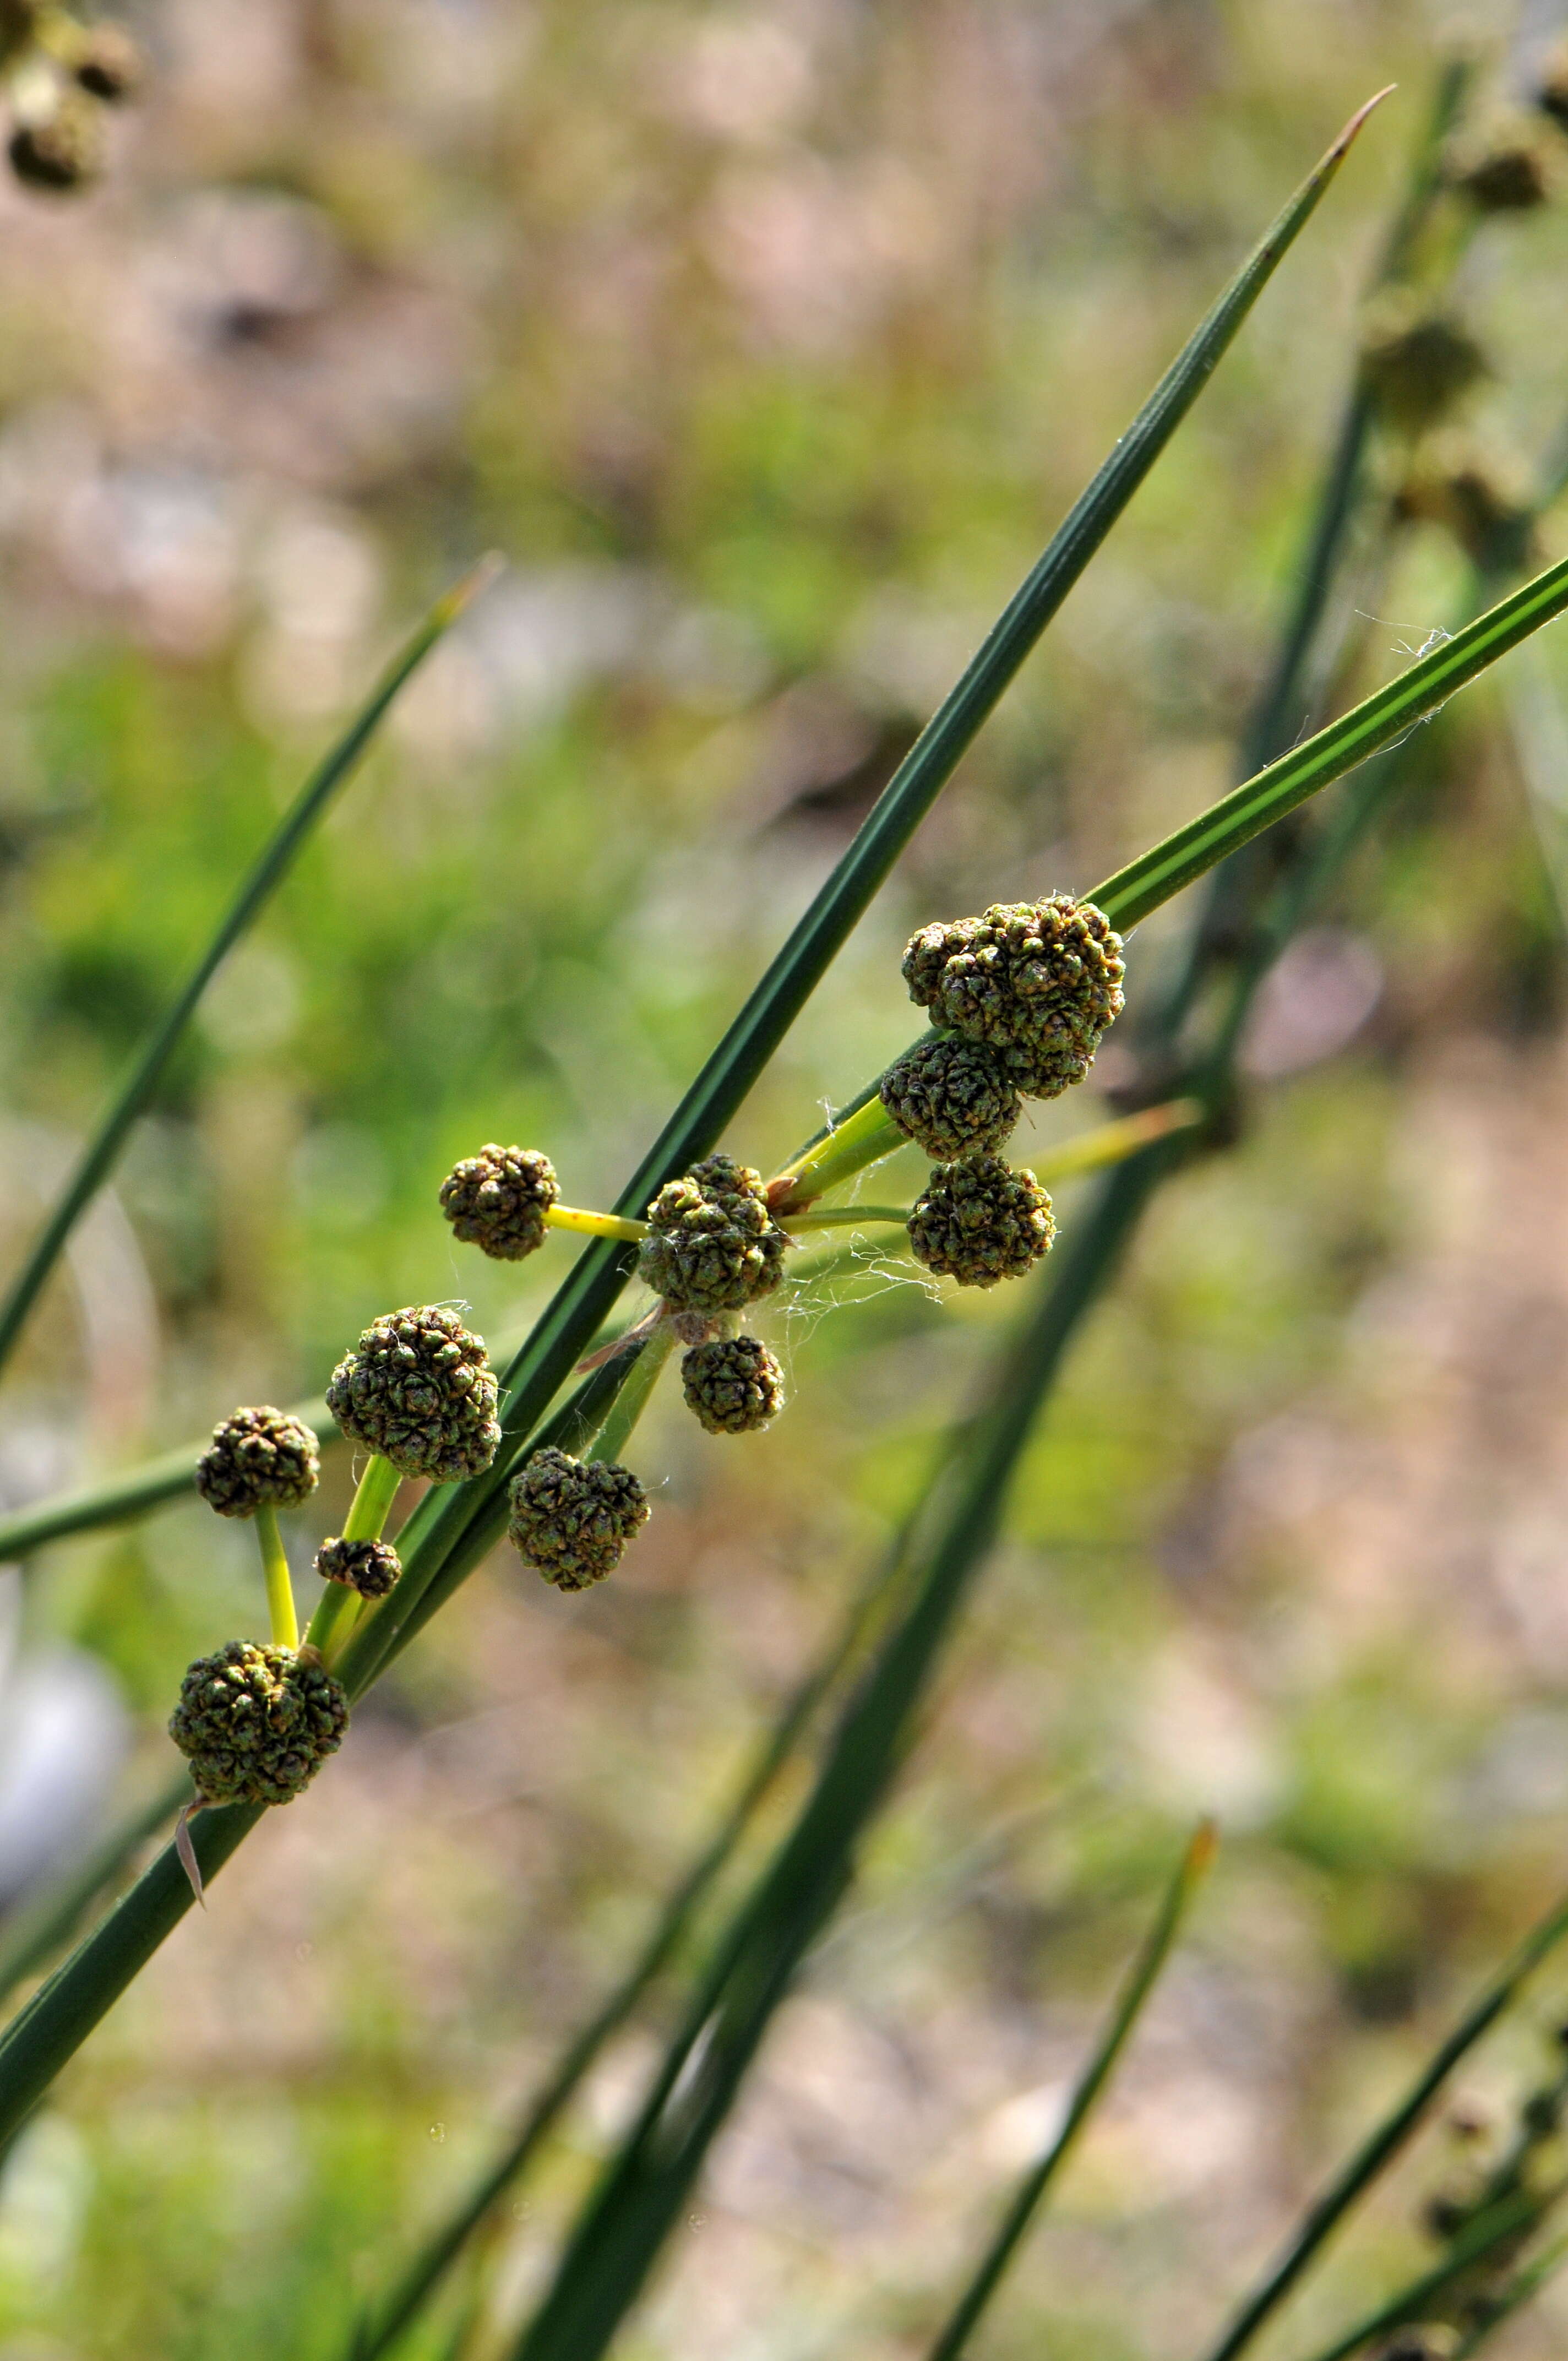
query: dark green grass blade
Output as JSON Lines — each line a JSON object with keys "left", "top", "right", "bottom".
{"left": 0, "top": 561, "right": 498, "bottom": 1385}
{"left": 924, "top": 1821, "right": 1217, "bottom": 2361}
{"left": 1453, "top": 2234, "right": 1568, "bottom": 2356}
{"left": 1194, "top": 1898, "right": 1568, "bottom": 2361}
{"left": 0, "top": 98, "right": 1389, "bottom": 2152}
{"left": 1090, "top": 551, "right": 1568, "bottom": 932}
{"left": 0, "top": 1774, "right": 189, "bottom": 2008}
{"left": 349, "top": 1530, "right": 908, "bottom": 2361}
{"left": 505, "top": 1159, "right": 1166, "bottom": 2361}
{"left": 1288, "top": 2189, "right": 1554, "bottom": 2361}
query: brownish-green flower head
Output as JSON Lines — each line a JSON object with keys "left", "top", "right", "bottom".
{"left": 326, "top": 1305, "right": 500, "bottom": 1483}
{"left": 168, "top": 1640, "right": 347, "bottom": 1807}
{"left": 639, "top": 1154, "right": 789, "bottom": 1316}
{"left": 682, "top": 1335, "right": 785, "bottom": 1435}
{"left": 1359, "top": 296, "right": 1487, "bottom": 432}
{"left": 439, "top": 1144, "right": 558, "bottom": 1261}
{"left": 880, "top": 1032, "right": 1021, "bottom": 1160}
{"left": 9, "top": 94, "right": 103, "bottom": 191}
{"left": 907, "top": 1153, "right": 1055, "bottom": 1288}
{"left": 902, "top": 896, "right": 1124, "bottom": 1098}
{"left": 1447, "top": 129, "right": 1550, "bottom": 214}
{"left": 508, "top": 1447, "right": 649, "bottom": 1591}
{"left": 314, "top": 1535, "right": 401, "bottom": 1601}
{"left": 74, "top": 20, "right": 142, "bottom": 99}
{"left": 195, "top": 1407, "right": 320, "bottom": 1519}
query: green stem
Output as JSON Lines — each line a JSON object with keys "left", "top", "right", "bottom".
{"left": 770, "top": 1091, "right": 906, "bottom": 1207}
{"left": 1033, "top": 1098, "right": 1202, "bottom": 1182}
{"left": 254, "top": 1505, "right": 298, "bottom": 1652}
{"left": 782, "top": 1205, "right": 911, "bottom": 1231}
{"left": 546, "top": 1205, "right": 648, "bottom": 1244}
{"left": 304, "top": 1455, "right": 404, "bottom": 1659}
{"left": 585, "top": 1324, "right": 677, "bottom": 1467}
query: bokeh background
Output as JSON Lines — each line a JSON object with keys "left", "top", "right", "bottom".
{"left": 9, "top": 1, "right": 1568, "bottom": 2354}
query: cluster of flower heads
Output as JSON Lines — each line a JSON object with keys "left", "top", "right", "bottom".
{"left": 2, "top": 0, "right": 139, "bottom": 193}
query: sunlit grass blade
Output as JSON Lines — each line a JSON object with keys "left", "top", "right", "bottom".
{"left": 1194, "top": 1894, "right": 1568, "bottom": 2361}
{"left": 348, "top": 1527, "right": 910, "bottom": 2361}
{"left": 1452, "top": 2233, "right": 1568, "bottom": 2356}
{"left": 504, "top": 1160, "right": 1166, "bottom": 2361}
{"left": 923, "top": 1820, "right": 1216, "bottom": 2361}
{"left": 0, "top": 557, "right": 499, "bottom": 1385}
{"left": 1287, "top": 2189, "right": 1555, "bottom": 2361}
{"left": 0, "top": 96, "right": 1392, "bottom": 2157}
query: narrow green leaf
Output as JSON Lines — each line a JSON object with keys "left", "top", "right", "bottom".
{"left": 1452, "top": 2233, "right": 1568, "bottom": 2357}
{"left": 1287, "top": 2188, "right": 1554, "bottom": 2361}
{"left": 1195, "top": 1895, "right": 1568, "bottom": 2361}
{"left": 0, "top": 558, "right": 499, "bottom": 1384}
{"left": 0, "top": 1774, "right": 189, "bottom": 2008}
{"left": 924, "top": 1821, "right": 1216, "bottom": 2361}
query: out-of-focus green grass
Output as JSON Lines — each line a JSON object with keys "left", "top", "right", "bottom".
{"left": 7, "top": 2, "right": 1568, "bottom": 2355}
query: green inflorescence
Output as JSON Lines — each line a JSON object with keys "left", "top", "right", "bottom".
{"left": 1359, "top": 295, "right": 1487, "bottom": 431}
{"left": 438, "top": 1144, "right": 559, "bottom": 1261}
{"left": 902, "top": 895, "right": 1125, "bottom": 1098}
{"left": 639, "top": 1154, "right": 789, "bottom": 1316}
{"left": 507, "top": 1446, "right": 650, "bottom": 1591}
{"left": 906, "top": 1152, "right": 1056, "bottom": 1288}
{"left": 879, "top": 1032, "right": 1021, "bottom": 1160}
{"left": 326, "top": 1305, "right": 500, "bottom": 1483}
{"left": 315, "top": 1535, "right": 401, "bottom": 1600}
{"left": 681, "top": 1335, "right": 785, "bottom": 1435}
{"left": 168, "top": 1640, "right": 348, "bottom": 1807}
{"left": 195, "top": 1407, "right": 321, "bottom": 1520}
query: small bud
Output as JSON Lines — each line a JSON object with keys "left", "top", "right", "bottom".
{"left": 9, "top": 93, "right": 104, "bottom": 192}
{"left": 682, "top": 1335, "right": 785, "bottom": 1434}
{"left": 907, "top": 1152, "right": 1055, "bottom": 1287}
{"left": 74, "top": 21, "right": 141, "bottom": 100}
{"left": 195, "top": 1407, "right": 320, "bottom": 1519}
{"left": 439, "top": 1144, "right": 558, "bottom": 1261}
{"left": 326, "top": 1305, "right": 500, "bottom": 1482}
{"left": 1359, "top": 296, "right": 1487, "bottom": 432}
{"left": 168, "top": 1639, "right": 348, "bottom": 1806}
{"left": 314, "top": 1535, "right": 401, "bottom": 1600}
{"left": 639, "top": 1154, "right": 790, "bottom": 1317}
{"left": 1446, "top": 127, "right": 1551, "bottom": 214}
{"left": 902, "top": 896, "right": 1125, "bottom": 1098}
{"left": 879, "top": 1033, "right": 1021, "bottom": 1161}
{"left": 507, "top": 1446, "right": 649, "bottom": 1591}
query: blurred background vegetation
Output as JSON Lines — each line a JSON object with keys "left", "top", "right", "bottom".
{"left": 10, "top": 1, "right": 1568, "bottom": 2354}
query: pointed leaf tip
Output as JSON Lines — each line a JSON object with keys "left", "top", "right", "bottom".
{"left": 436, "top": 550, "right": 505, "bottom": 627}
{"left": 1333, "top": 85, "right": 1397, "bottom": 157}
{"left": 1186, "top": 1817, "right": 1221, "bottom": 1879}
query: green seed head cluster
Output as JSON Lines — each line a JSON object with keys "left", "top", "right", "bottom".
{"left": 879, "top": 1032, "right": 1021, "bottom": 1160}
{"left": 682, "top": 1335, "right": 785, "bottom": 1434}
{"left": 907, "top": 1152, "right": 1056, "bottom": 1288}
{"left": 507, "top": 1446, "right": 649, "bottom": 1591}
{"left": 315, "top": 1535, "right": 401, "bottom": 1600}
{"left": 1360, "top": 297, "right": 1487, "bottom": 431}
{"left": 195, "top": 1407, "right": 320, "bottom": 1519}
{"left": 168, "top": 1640, "right": 348, "bottom": 1807}
{"left": 439, "top": 1144, "right": 559, "bottom": 1261}
{"left": 9, "top": 92, "right": 101, "bottom": 189}
{"left": 639, "top": 1154, "right": 789, "bottom": 1316}
{"left": 902, "top": 896, "right": 1125, "bottom": 1098}
{"left": 3, "top": 8, "right": 140, "bottom": 193}
{"left": 326, "top": 1305, "right": 500, "bottom": 1482}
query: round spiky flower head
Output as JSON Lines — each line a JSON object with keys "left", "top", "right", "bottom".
{"left": 315, "top": 1535, "right": 401, "bottom": 1600}
{"left": 507, "top": 1447, "right": 649, "bottom": 1591}
{"left": 326, "top": 1305, "right": 500, "bottom": 1483}
{"left": 439, "top": 1144, "right": 558, "bottom": 1261}
{"left": 1359, "top": 295, "right": 1486, "bottom": 432}
{"left": 902, "top": 896, "right": 1124, "bottom": 1099}
{"left": 195, "top": 1407, "right": 320, "bottom": 1519}
{"left": 907, "top": 1152, "right": 1055, "bottom": 1288}
{"left": 682, "top": 1335, "right": 785, "bottom": 1435}
{"left": 639, "top": 1154, "right": 789, "bottom": 1317}
{"left": 168, "top": 1640, "right": 347, "bottom": 1807}
{"left": 74, "top": 21, "right": 142, "bottom": 99}
{"left": 880, "top": 1033, "right": 1021, "bottom": 1161}
{"left": 9, "top": 94, "right": 104, "bottom": 191}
